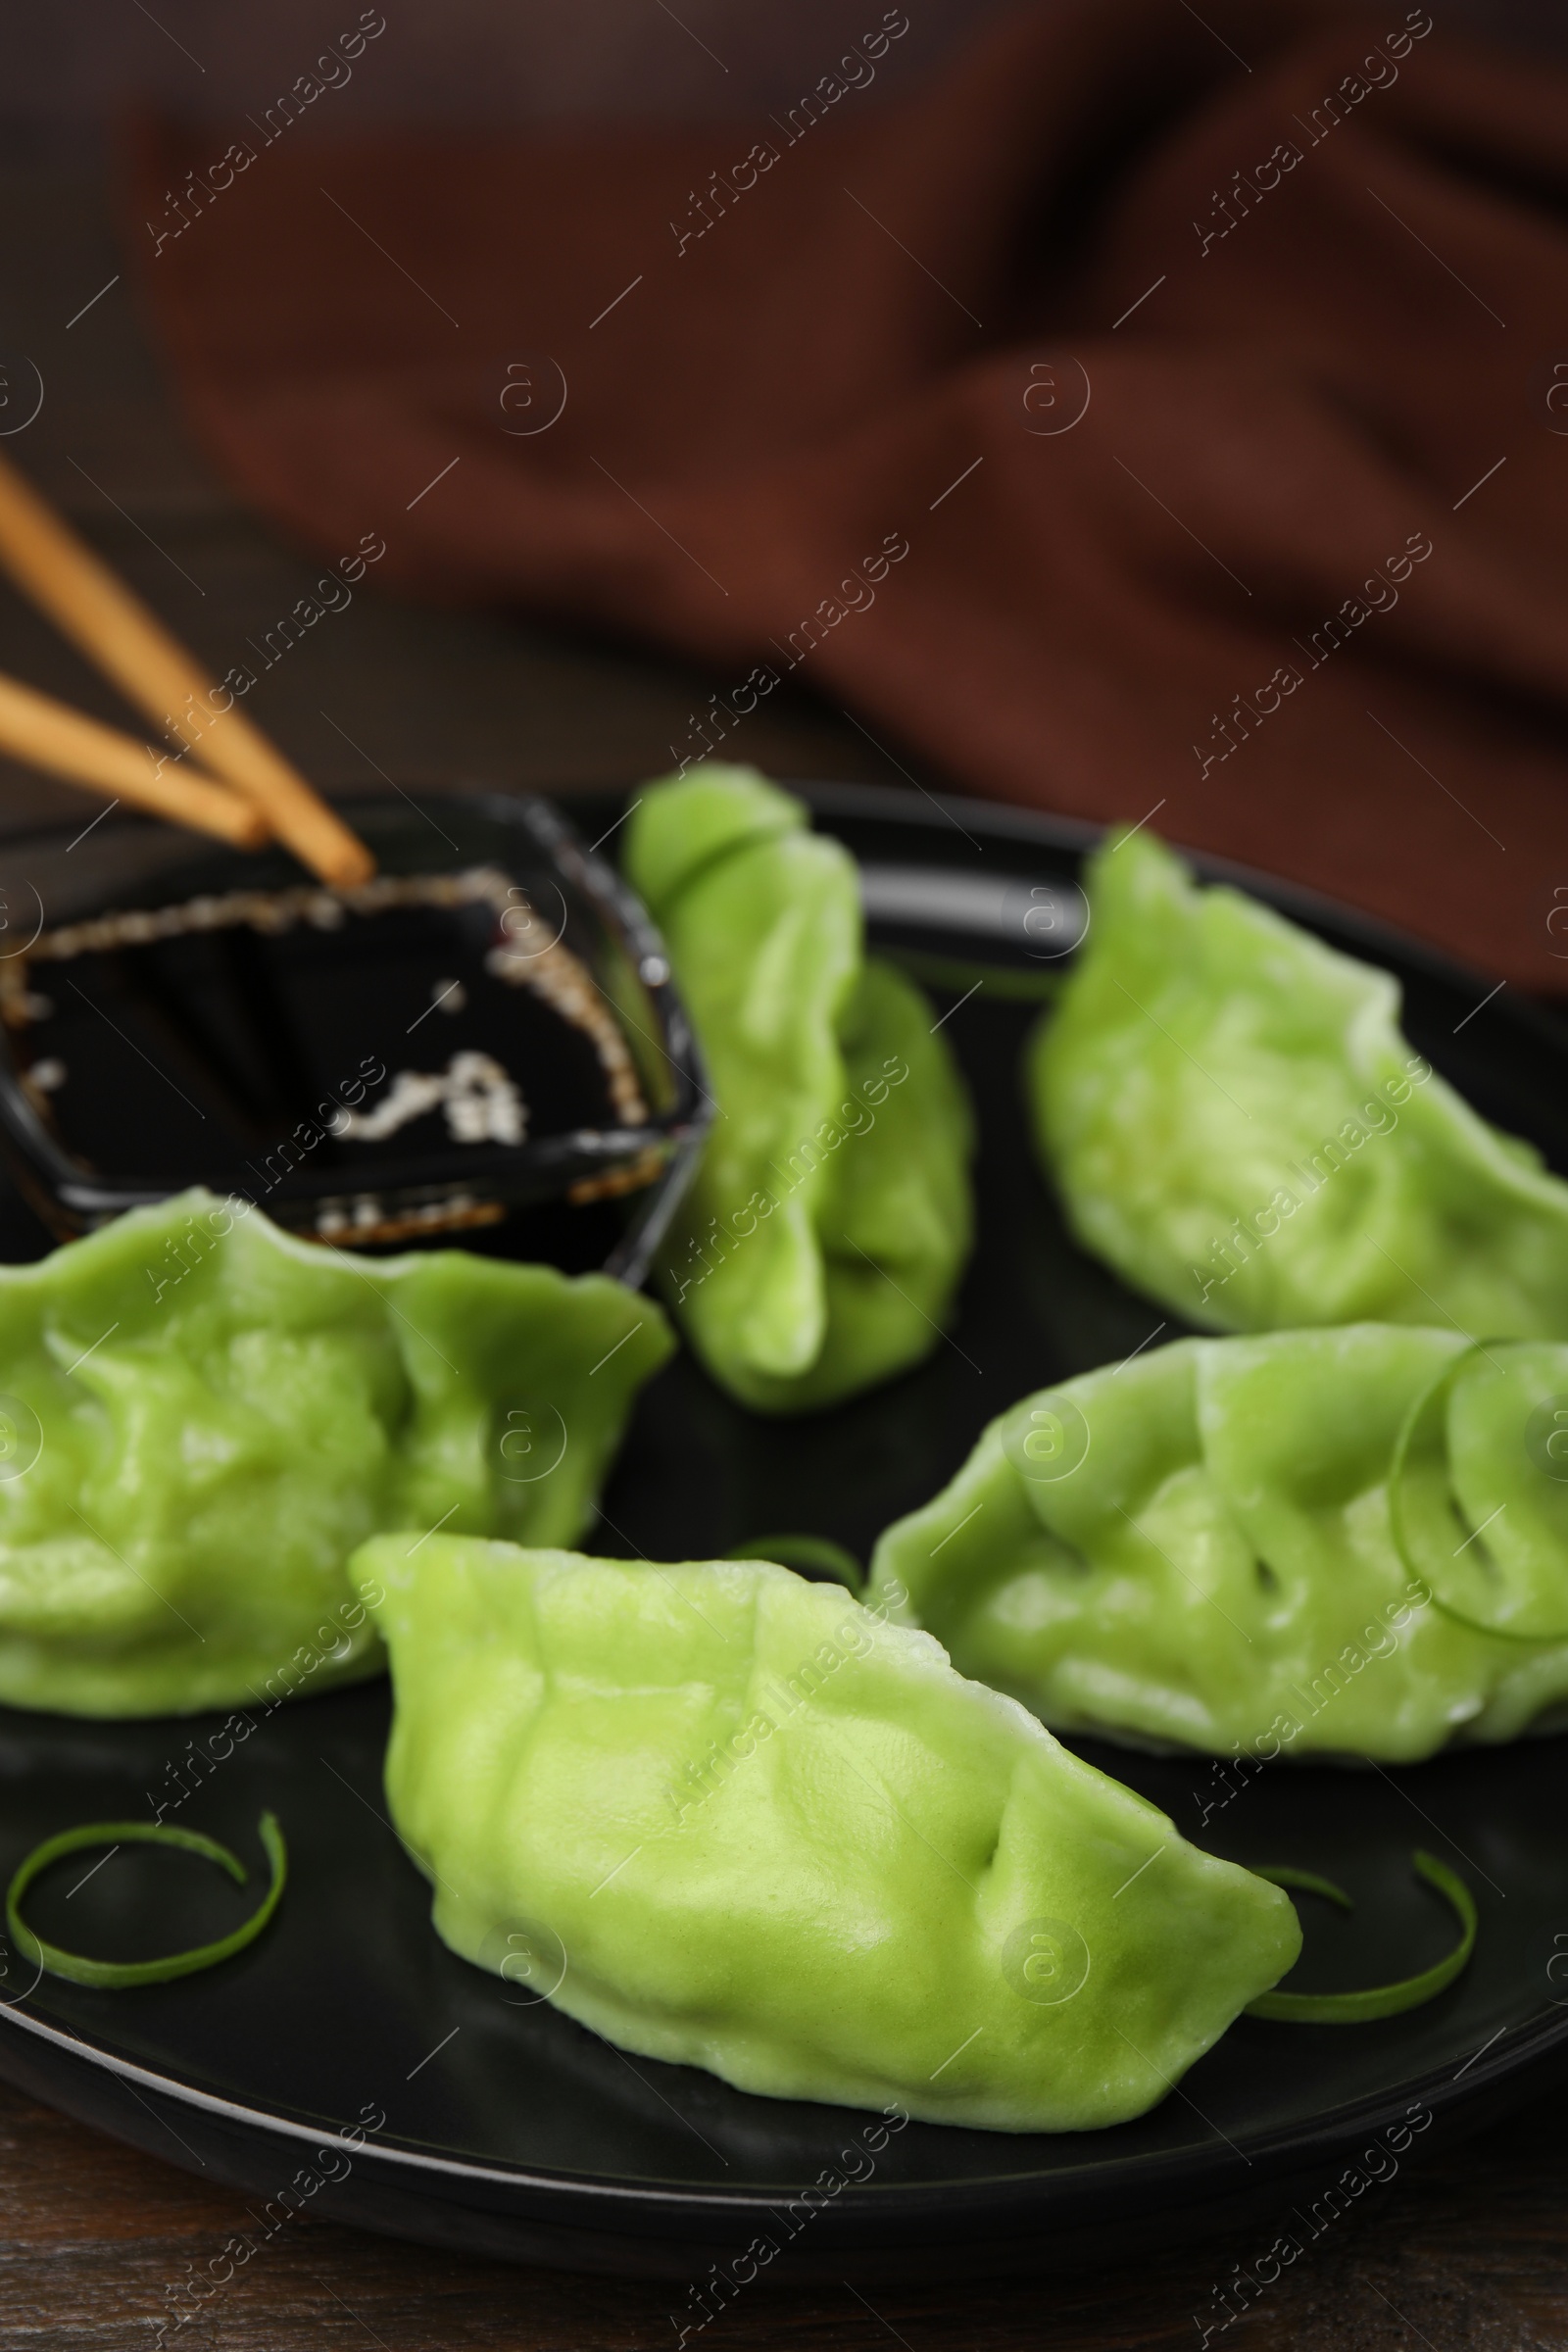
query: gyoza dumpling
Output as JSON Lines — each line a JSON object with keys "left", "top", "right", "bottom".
{"left": 623, "top": 765, "right": 974, "bottom": 1413}
{"left": 0, "top": 1191, "right": 669, "bottom": 1715}
{"left": 869, "top": 1326, "right": 1568, "bottom": 1763}
{"left": 363, "top": 1531, "right": 1298, "bottom": 2132}
{"left": 1029, "top": 827, "right": 1568, "bottom": 1337}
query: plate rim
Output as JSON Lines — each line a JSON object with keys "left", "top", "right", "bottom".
{"left": 2, "top": 1984, "right": 1563, "bottom": 2225}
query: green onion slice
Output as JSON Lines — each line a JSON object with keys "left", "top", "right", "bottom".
{"left": 1247, "top": 1848, "right": 1476, "bottom": 2024}
{"left": 1389, "top": 1340, "right": 1568, "bottom": 1643}
{"left": 1253, "top": 1865, "right": 1354, "bottom": 1913}
{"left": 728, "top": 1535, "right": 863, "bottom": 1592}
{"left": 7, "top": 1813, "right": 287, "bottom": 1988}
{"left": 882, "top": 950, "right": 1063, "bottom": 1004}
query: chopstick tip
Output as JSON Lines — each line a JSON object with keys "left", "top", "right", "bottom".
{"left": 321, "top": 840, "right": 378, "bottom": 888}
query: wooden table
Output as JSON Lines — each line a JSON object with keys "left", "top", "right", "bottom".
{"left": 2, "top": 146, "right": 1568, "bottom": 2352}
{"left": 3, "top": 2072, "right": 1566, "bottom": 2349}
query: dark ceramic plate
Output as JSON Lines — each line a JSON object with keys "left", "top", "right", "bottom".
{"left": 1, "top": 782, "right": 1567, "bottom": 2287}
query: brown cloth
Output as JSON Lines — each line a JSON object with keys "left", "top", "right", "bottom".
{"left": 129, "top": 0, "right": 1568, "bottom": 989}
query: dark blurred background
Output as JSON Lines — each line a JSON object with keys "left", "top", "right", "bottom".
{"left": 7, "top": 0, "right": 1565, "bottom": 124}
{"left": 0, "top": 0, "right": 1563, "bottom": 842}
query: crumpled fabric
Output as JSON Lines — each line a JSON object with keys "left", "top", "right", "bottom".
{"left": 127, "top": 0, "right": 1568, "bottom": 985}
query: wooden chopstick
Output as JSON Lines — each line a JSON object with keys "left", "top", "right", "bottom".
{"left": 0, "top": 669, "right": 268, "bottom": 848}
{"left": 0, "top": 451, "right": 374, "bottom": 886}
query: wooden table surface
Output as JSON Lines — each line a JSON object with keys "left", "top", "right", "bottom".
{"left": 2, "top": 146, "right": 1568, "bottom": 2352}
{"left": 3, "top": 2069, "right": 1566, "bottom": 2352}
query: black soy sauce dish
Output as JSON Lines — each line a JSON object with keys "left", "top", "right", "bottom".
{"left": 0, "top": 790, "right": 709, "bottom": 1279}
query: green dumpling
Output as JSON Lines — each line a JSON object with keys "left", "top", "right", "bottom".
{"left": 868, "top": 1325, "right": 1568, "bottom": 1764}
{"left": 0, "top": 1190, "right": 670, "bottom": 1716}
{"left": 623, "top": 764, "right": 974, "bottom": 1413}
{"left": 1028, "top": 827, "right": 1568, "bottom": 1337}
{"left": 364, "top": 1531, "right": 1298, "bottom": 2132}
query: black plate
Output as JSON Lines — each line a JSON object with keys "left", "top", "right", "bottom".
{"left": 2, "top": 782, "right": 1568, "bottom": 2286}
